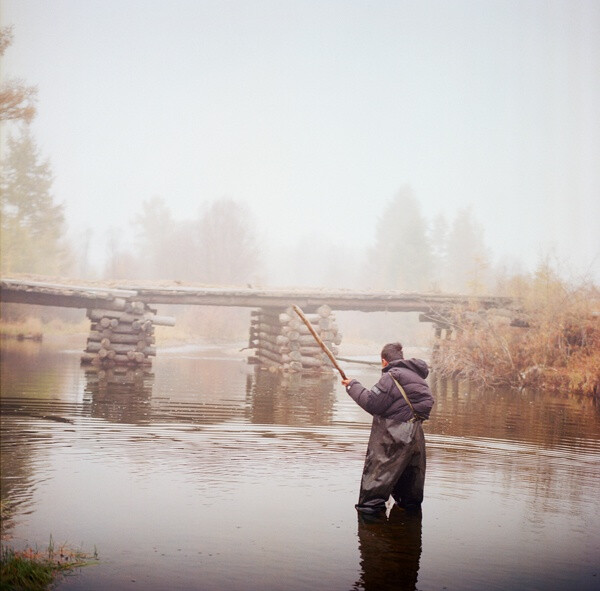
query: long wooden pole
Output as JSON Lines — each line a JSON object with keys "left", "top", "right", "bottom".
{"left": 292, "top": 305, "right": 347, "bottom": 379}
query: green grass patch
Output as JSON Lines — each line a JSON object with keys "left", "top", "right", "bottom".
{"left": 0, "top": 537, "right": 97, "bottom": 591}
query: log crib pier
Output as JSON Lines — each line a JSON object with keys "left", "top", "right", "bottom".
{"left": 248, "top": 305, "right": 342, "bottom": 373}
{"left": 81, "top": 304, "right": 175, "bottom": 368}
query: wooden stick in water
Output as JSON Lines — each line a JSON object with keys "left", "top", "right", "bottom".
{"left": 292, "top": 305, "right": 347, "bottom": 380}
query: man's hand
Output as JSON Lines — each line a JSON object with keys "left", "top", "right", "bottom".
{"left": 341, "top": 378, "right": 352, "bottom": 387}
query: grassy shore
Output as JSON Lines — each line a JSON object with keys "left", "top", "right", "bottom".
{"left": 432, "top": 281, "right": 600, "bottom": 395}
{"left": 0, "top": 539, "right": 96, "bottom": 591}
{"left": 1, "top": 500, "right": 96, "bottom": 591}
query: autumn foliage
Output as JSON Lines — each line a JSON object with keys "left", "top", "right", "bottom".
{"left": 0, "top": 26, "right": 37, "bottom": 123}
{"left": 433, "top": 268, "right": 600, "bottom": 396}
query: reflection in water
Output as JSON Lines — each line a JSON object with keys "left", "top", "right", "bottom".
{"left": 428, "top": 372, "right": 600, "bottom": 449}
{"left": 245, "top": 368, "right": 337, "bottom": 425}
{"left": 354, "top": 506, "right": 422, "bottom": 591}
{"left": 83, "top": 368, "right": 154, "bottom": 424}
{"left": 0, "top": 415, "right": 41, "bottom": 534}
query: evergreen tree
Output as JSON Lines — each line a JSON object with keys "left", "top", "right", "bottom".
{"left": 429, "top": 213, "right": 449, "bottom": 292}
{"left": 0, "top": 126, "right": 70, "bottom": 274}
{"left": 364, "top": 187, "right": 434, "bottom": 291}
{"left": 444, "top": 207, "right": 490, "bottom": 294}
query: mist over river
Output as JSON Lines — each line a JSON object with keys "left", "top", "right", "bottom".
{"left": 1, "top": 336, "right": 599, "bottom": 591}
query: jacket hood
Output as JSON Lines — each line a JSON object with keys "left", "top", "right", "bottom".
{"left": 383, "top": 358, "right": 429, "bottom": 379}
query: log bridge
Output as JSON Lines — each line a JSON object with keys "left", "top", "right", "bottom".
{"left": 0, "top": 278, "right": 517, "bottom": 373}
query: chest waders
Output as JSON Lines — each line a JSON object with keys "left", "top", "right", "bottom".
{"left": 356, "top": 376, "right": 427, "bottom": 514}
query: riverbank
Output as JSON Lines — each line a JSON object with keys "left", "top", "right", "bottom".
{"left": 0, "top": 541, "right": 96, "bottom": 591}
{"left": 432, "top": 282, "right": 600, "bottom": 396}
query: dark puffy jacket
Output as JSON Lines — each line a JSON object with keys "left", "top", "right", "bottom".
{"left": 346, "top": 358, "right": 434, "bottom": 422}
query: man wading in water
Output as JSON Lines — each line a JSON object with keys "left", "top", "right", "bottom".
{"left": 341, "top": 342, "right": 434, "bottom": 514}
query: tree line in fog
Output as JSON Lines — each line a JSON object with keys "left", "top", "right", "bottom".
{"left": 0, "top": 26, "right": 580, "bottom": 297}
{"left": 0, "top": 122, "right": 570, "bottom": 297}
{"left": 0, "top": 119, "right": 519, "bottom": 295}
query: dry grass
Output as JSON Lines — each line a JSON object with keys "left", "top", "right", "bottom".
{"left": 433, "top": 277, "right": 600, "bottom": 395}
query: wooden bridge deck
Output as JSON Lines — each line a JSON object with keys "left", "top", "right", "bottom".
{"left": 0, "top": 278, "right": 516, "bottom": 314}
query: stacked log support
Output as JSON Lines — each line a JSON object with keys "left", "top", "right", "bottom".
{"left": 248, "top": 305, "right": 342, "bottom": 373}
{"left": 81, "top": 301, "right": 175, "bottom": 368}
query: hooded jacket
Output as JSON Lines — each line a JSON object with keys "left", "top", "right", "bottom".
{"left": 346, "top": 358, "right": 434, "bottom": 422}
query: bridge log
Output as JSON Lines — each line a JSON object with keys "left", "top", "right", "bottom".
{"left": 81, "top": 352, "right": 152, "bottom": 366}
{"left": 92, "top": 323, "right": 145, "bottom": 335}
{"left": 257, "top": 348, "right": 291, "bottom": 364}
{"left": 88, "top": 331, "right": 154, "bottom": 345}
{"left": 88, "top": 309, "right": 175, "bottom": 326}
{"left": 254, "top": 332, "right": 288, "bottom": 347}
{"left": 298, "top": 355, "right": 325, "bottom": 368}
{"left": 86, "top": 341, "right": 156, "bottom": 356}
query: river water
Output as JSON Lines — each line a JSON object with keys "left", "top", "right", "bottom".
{"left": 1, "top": 336, "right": 599, "bottom": 591}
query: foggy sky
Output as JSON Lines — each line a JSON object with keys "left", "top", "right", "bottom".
{"left": 2, "top": 0, "right": 599, "bottom": 282}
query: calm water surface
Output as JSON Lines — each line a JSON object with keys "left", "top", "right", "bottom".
{"left": 1, "top": 337, "right": 599, "bottom": 591}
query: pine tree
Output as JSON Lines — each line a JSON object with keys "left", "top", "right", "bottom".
{"left": 444, "top": 207, "right": 490, "bottom": 294}
{"left": 364, "top": 187, "right": 434, "bottom": 291}
{"left": 0, "top": 127, "right": 69, "bottom": 274}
